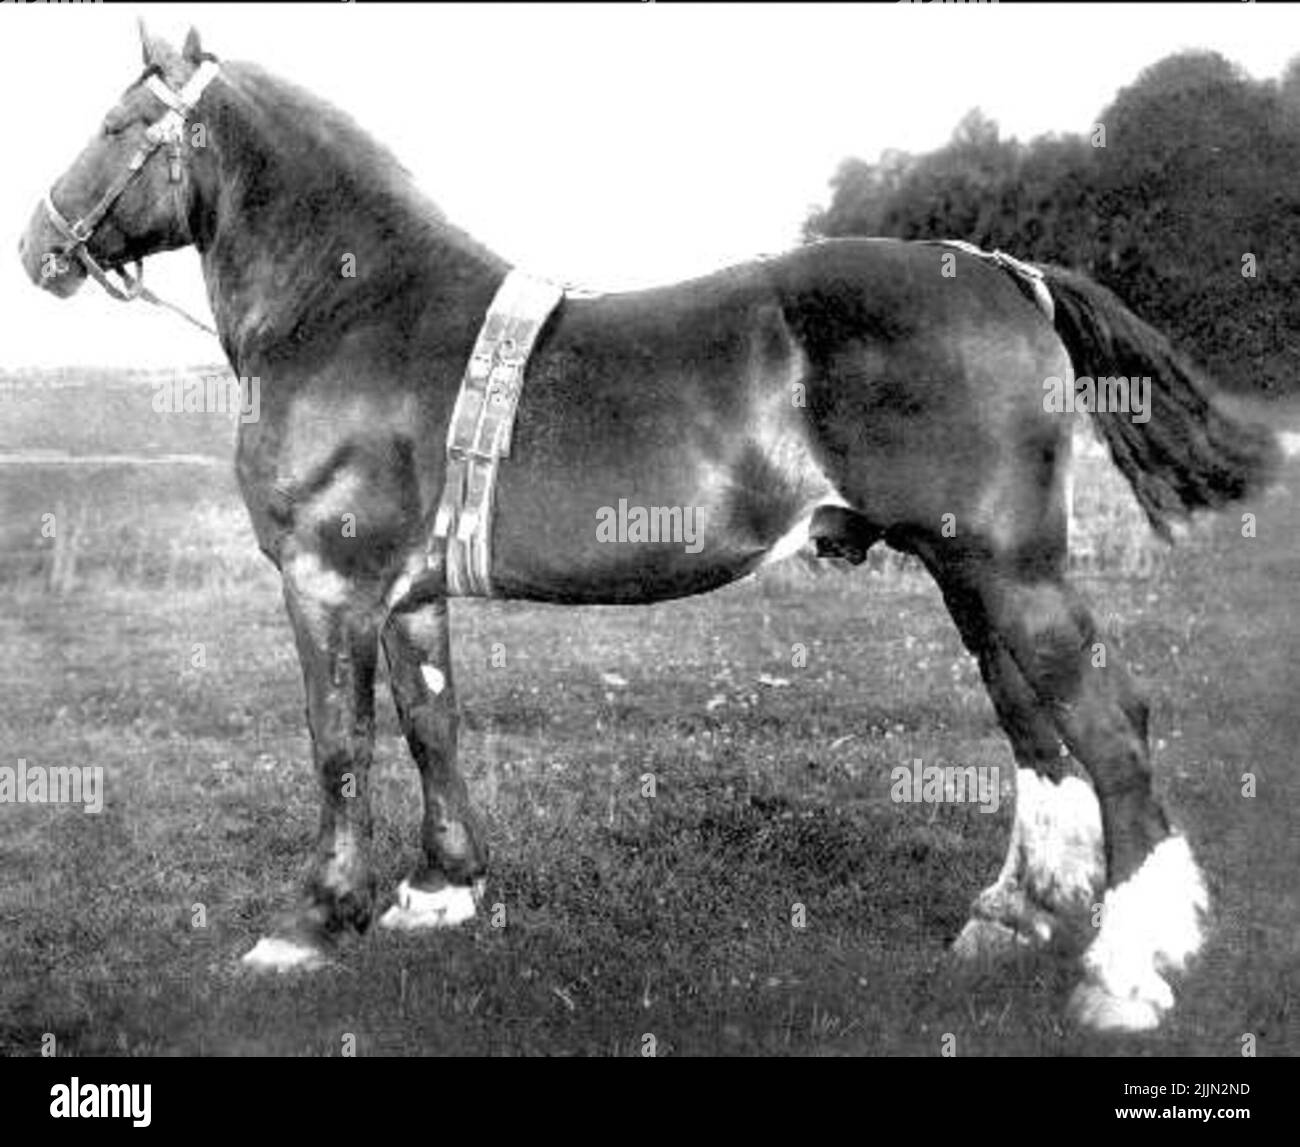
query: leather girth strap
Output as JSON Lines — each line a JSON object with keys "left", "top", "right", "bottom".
{"left": 431, "top": 269, "right": 565, "bottom": 597}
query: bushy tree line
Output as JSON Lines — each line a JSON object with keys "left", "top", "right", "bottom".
{"left": 804, "top": 51, "right": 1300, "bottom": 398}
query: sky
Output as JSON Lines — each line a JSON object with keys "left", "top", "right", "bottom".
{"left": 2, "top": 2, "right": 1298, "bottom": 367}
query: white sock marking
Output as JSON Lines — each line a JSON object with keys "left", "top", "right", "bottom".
{"left": 242, "top": 936, "right": 329, "bottom": 973}
{"left": 1016, "top": 769, "right": 1105, "bottom": 911}
{"left": 378, "top": 878, "right": 480, "bottom": 931}
{"left": 1074, "top": 834, "right": 1208, "bottom": 1030}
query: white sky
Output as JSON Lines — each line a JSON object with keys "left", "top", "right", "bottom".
{"left": 2, "top": 2, "right": 1297, "bottom": 367}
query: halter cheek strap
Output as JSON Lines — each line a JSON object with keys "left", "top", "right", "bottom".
{"left": 44, "top": 61, "right": 220, "bottom": 319}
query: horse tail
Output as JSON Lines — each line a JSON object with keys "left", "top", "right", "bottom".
{"left": 1037, "top": 263, "right": 1279, "bottom": 539}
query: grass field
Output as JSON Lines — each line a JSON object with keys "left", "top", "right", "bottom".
{"left": 0, "top": 370, "right": 1296, "bottom": 1056}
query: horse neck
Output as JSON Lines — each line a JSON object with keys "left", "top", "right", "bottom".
{"left": 190, "top": 63, "right": 507, "bottom": 368}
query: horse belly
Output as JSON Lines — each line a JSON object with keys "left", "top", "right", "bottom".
{"left": 488, "top": 426, "right": 847, "bottom": 603}
{"left": 487, "top": 463, "right": 759, "bottom": 603}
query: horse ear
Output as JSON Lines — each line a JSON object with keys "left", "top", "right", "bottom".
{"left": 182, "top": 27, "right": 204, "bottom": 65}
{"left": 138, "top": 18, "right": 177, "bottom": 70}
{"left": 139, "top": 18, "right": 162, "bottom": 66}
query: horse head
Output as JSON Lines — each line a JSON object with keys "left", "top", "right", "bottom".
{"left": 18, "top": 23, "right": 217, "bottom": 301}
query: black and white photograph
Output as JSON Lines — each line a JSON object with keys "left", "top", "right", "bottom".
{"left": 1, "top": 0, "right": 1297, "bottom": 1089}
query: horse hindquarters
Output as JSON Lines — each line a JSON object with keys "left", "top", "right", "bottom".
{"left": 793, "top": 262, "right": 1209, "bottom": 1030}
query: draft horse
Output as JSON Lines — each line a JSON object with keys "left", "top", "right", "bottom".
{"left": 20, "top": 26, "right": 1277, "bottom": 1031}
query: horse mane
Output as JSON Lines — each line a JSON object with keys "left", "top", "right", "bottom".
{"left": 222, "top": 60, "right": 449, "bottom": 219}
{"left": 205, "top": 61, "right": 505, "bottom": 357}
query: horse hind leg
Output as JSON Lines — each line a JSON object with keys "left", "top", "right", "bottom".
{"left": 951, "top": 640, "right": 1105, "bottom": 959}
{"left": 377, "top": 597, "right": 489, "bottom": 931}
{"left": 925, "top": 545, "right": 1207, "bottom": 1031}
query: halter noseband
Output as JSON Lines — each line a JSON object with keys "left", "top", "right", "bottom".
{"left": 44, "top": 60, "right": 220, "bottom": 304}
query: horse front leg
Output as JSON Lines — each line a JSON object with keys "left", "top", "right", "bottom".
{"left": 378, "top": 597, "right": 489, "bottom": 931}
{"left": 243, "top": 551, "right": 380, "bottom": 971}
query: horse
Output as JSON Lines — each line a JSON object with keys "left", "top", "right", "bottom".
{"left": 19, "top": 25, "right": 1277, "bottom": 1033}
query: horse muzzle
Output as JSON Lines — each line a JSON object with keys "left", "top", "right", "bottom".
{"left": 18, "top": 206, "right": 88, "bottom": 298}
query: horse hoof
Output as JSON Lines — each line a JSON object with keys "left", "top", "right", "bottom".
{"left": 242, "top": 935, "right": 332, "bottom": 973}
{"left": 378, "top": 878, "right": 482, "bottom": 931}
{"left": 952, "top": 912, "right": 1053, "bottom": 960}
{"left": 952, "top": 917, "right": 1026, "bottom": 959}
{"left": 1068, "top": 979, "right": 1164, "bottom": 1032}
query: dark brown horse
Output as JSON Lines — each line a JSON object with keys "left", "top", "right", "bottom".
{"left": 19, "top": 27, "right": 1277, "bottom": 1031}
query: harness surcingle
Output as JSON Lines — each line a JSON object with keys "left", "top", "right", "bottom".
{"left": 432, "top": 269, "right": 565, "bottom": 597}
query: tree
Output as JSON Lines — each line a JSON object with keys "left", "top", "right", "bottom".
{"left": 803, "top": 49, "right": 1300, "bottom": 398}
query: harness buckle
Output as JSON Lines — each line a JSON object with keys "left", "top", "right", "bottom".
{"left": 468, "top": 348, "right": 495, "bottom": 382}
{"left": 447, "top": 446, "right": 499, "bottom": 465}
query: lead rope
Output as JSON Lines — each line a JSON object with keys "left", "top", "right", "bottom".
{"left": 136, "top": 282, "right": 218, "bottom": 336}
{"left": 134, "top": 154, "right": 218, "bottom": 337}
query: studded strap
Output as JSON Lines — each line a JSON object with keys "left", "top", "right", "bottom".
{"left": 432, "top": 270, "right": 565, "bottom": 597}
